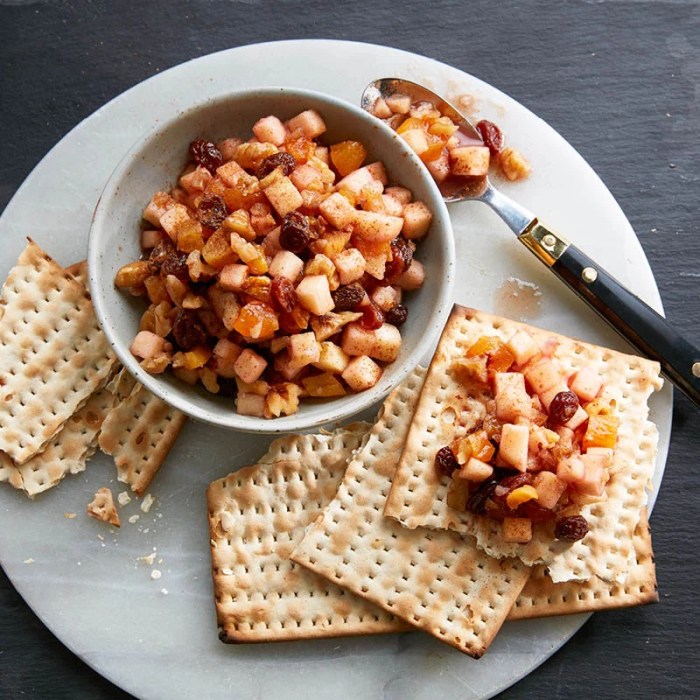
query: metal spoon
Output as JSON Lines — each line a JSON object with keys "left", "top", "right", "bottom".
{"left": 362, "top": 77, "right": 700, "bottom": 407}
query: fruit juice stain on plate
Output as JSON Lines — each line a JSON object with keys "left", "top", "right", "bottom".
{"left": 493, "top": 276, "right": 542, "bottom": 321}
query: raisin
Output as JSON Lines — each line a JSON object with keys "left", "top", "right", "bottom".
{"left": 271, "top": 277, "right": 297, "bottom": 313}
{"left": 196, "top": 194, "right": 228, "bottom": 229}
{"left": 498, "top": 472, "right": 535, "bottom": 491}
{"left": 435, "top": 446, "right": 459, "bottom": 477}
{"left": 160, "top": 250, "right": 189, "bottom": 281}
{"left": 256, "top": 152, "right": 296, "bottom": 179}
{"left": 172, "top": 309, "right": 207, "bottom": 350}
{"left": 332, "top": 284, "right": 365, "bottom": 311}
{"left": 279, "top": 306, "right": 310, "bottom": 334}
{"left": 279, "top": 211, "right": 311, "bottom": 253}
{"left": 148, "top": 240, "right": 176, "bottom": 273}
{"left": 359, "top": 302, "right": 384, "bottom": 330}
{"left": 466, "top": 477, "right": 499, "bottom": 514}
{"left": 385, "top": 236, "right": 414, "bottom": 282}
{"left": 476, "top": 120, "right": 504, "bottom": 156}
{"left": 554, "top": 515, "right": 589, "bottom": 541}
{"left": 385, "top": 304, "right": 408, "bottom": 326}
{"left": 189, "top": 140, "right": 223, "bottom": 173}
{"left": 548, "top": 390, "right": 579, "bottom": 427}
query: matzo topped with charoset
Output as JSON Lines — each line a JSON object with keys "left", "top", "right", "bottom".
{"left": 384, "top": 306, "right": 662, "bottom": 583}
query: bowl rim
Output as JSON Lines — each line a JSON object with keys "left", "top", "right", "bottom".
{"left": 88, "top": 85, "right": 454, "bottom": 433}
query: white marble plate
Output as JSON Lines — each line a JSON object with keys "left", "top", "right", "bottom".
{"left": 0, "top": 40, "right": 671, "bottom": 700}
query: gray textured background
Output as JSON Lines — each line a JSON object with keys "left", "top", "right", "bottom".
{"left": 1, "top": 1, "right": 699, "bottom": 698}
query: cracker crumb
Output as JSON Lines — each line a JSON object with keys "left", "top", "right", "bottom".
{"left": 160, "top": 588, "right": 168, "bottom": 595}
{"left": 64, "top": 512, "right": 77, "bottom": 519}
{"left": 117, "top": 491, "right": 132, "bottom": 506}
{"left": 141, "top": 493, "right": 155, "bottom": 513}
{"left": 138, "top": 552, "right": 157, "bottom": 566}
{"left": 151, "top": 569, "right": 162, "bottom": 580}
{"left": 221, "top": 567, "right": 233, "bottom": 576}
{"left": 97, "top": 534, "right": 104, "bottom": 541}
{"left": 128, "top": 514, "right": 140, "bottom": 524}
{"left": 23, "top": 558, "right": 34, "bottom": 565}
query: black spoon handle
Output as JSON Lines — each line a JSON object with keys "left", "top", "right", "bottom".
{"left": 518, "top": 220, "right": 700, "bottom": 406}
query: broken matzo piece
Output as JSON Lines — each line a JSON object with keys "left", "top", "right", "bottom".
{"left": 11, "top": 384, "right": 116, "bottom": 497}
{"left": 87, "top": 487, "right": 120, "bottom": 527}
{"left": 64, "top": 260, "right": 88, "bottom": 286}
{"left": 0, "top": 453, "right": 23, "bottom": 490}
{"left": 0, "top": 240, "right": 118, "bottom": 464}
{"left": 292, "top": 368, "right": 531, "bottom": 658}
{"left": 99, "top": 383, "right": 186, "bottom": 495}
{"left": 508, "top": 509, "right": 658, "bottom": 620}
{"left": 384, "top": 306, "right": 662, "bottom": 584}
{"left": 207, "top": 424, "right": 408, "bottom": 643}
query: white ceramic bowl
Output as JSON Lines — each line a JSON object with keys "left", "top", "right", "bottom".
{"left": 88, "top": 87, "right": 454, "bottom": 432}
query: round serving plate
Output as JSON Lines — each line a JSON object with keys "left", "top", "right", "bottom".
{"left": 0, "top": 39, "right": 672, "bottom": 700}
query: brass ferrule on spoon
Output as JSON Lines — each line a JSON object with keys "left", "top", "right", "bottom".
{"left": 362, "top": 77, "right": 700, "bottom": 407}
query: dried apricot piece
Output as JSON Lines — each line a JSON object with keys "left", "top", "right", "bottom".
{"left": 330, "top": 141, "right": 368, "bottom": 176}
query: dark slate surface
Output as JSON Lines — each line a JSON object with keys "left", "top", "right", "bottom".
{"left": 1, "top": 1, "right": 699, "bottom": 698}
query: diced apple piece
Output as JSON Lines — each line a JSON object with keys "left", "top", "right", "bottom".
{"left": 312, "top": 341, "right": 350, "bottom": 374}
{"left": 366, "top": 161, "right": 388, "bottom": 184}
{"left": 159, "top": 204, "right": 191, "bottom": 242}
{"left": 533, "top": 471, "right": 567, "bottom": 509}
{"left": 269, "top": 250, "right": 304, "bottom": 281}
{"left": 262, "top": 226, "right": 282, "bottom": 257}
{"left": 236, "top": 392, "right": 266, "bottom": 417}
{"left": 218, "top": 137, "right": 243, "bottom": 161}
{"left": 370, "top": 97, "right": 392, "bottom": 119}
{"left": 143, "top": 191, "right": 175, "bottom": 226}
{"left": 386, "top": 93, "right": 412, "bottom": 114}
{"left": 578, "top": 453, "right": 608, "bottom": 496}
{"left": 263, "top": 175, "right": 304, "bottom": 218}
{"left": 219, "top": 263, "right": 249, "bottom": 292}
{"left": 317, "top": 193, "right": 353, "bottom": 230}
{"left": 232, "top": 348, "right": 267, "bottom": 384}
{"left": 557, "top": 455, "right": 585, "bottom": 484}
{"left": 525, "top": 359, "right": 563, "bottom": 395}
{"left": 208, "top": 286, "right": 241, "bottom": 331}
{"left": 130, "top": 331, "right": 165, "bottom": 360}
{"left": 341, "top": 355, "right": 382, "bottom": 392}
{"left": 502, "top": 517, "right": 532, "bottom": 543}
{"left": 252, "top": 115, "right": 287, "bottom": 146}
{"left": 370, "top": 285, "right": 401, "bottom": 312}
{"left": 179, "top": 166, "right": 212, "bottom": 194}
{"left": 384, "top": 186, "right": 412, "bottom": 205}
{"left": 425, "top": 148, "right": 450, "bottom": 183}
{"left": 290, "top": 163, "right": 323, "bottom": 192}
{"left": 506, "top": 330, "right": 538, "bottom": 366}
{"left": 396, "top": 259, "right": 425, "bottom": 290}
{"left": 569, "top": 367, "right": 603, "bottom": 402}
{"left": 342, "top": 322, "right": 401, "bottom": 362}
{"left": 287, "top": 109, "right": 327, "bottom": 139}
{"left": 289, "top": 332, "right": 321, "bottom": 368}
{"left": 449, "top": 145, "right": 490, "bottom": 176}
{"left": 400, "top": 128, "right": 429, "bottom": 155}
{"left": 250, "top": 202, "right": 277, "bottom": 236}
{"left": 273, "top": 351, "right": 302, "bottom": 381}
{"left": 352, "top": 210, "right": 403, "bottom": 242}
{"left": 333, "top": 248, "right": 366, "bottom": 285}
{"left": 585, "top": 446, "right": 614, "bottom": 465}
{"left": 499, "top": 423, "right": 529, "bottom": 472}
{"left": 212, "top": 338, "right": 242, "bottom": 378}
{"left": 215, "top": 160, "right": 248, "bottom": 188}
{"left": 335, "top": 167, "right": 374, "bottom": 196}
{"left": 494, "top": 372, "right": 531, "bottom": 422}
{"left": 296, "top": 275, "right": 334, "bottom": 315}
{"left": 401, "top": 201, "right": 432, "bottom": 240}
{"left": 564, "top": 405, "right": 589, "bottom": 431}
{"left": 459, "top": 457, "right": 493, "bottom": 482}
{"left": 381, "top": 194, "right": 405, "bottom": 217}
{"left": 363, "top": 253, "right": 387, "bottom": 280}
{"left": 528, "top": 425, "right": 559, "bottom": 453}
